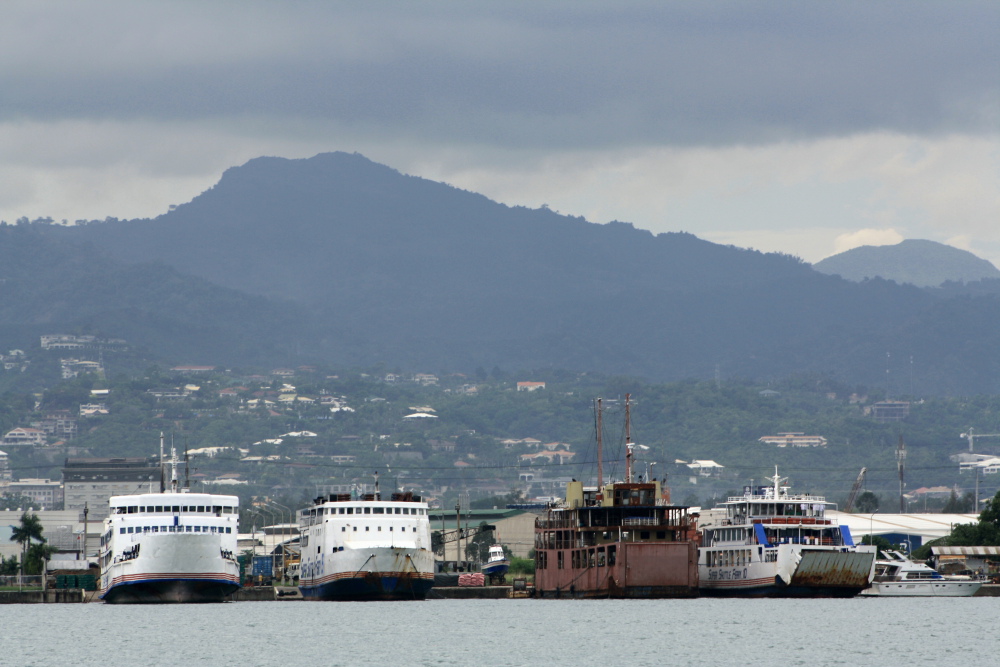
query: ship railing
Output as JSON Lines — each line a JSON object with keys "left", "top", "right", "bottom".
{"left": 622, "top": 517, "right": 659, "bottom": 527}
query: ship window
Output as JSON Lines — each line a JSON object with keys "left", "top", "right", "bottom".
{"left": 657, "top": 531, "right": 665, "bottom": 539}
{"left": 197, "top": 506, "right": 205, "bottom": 513}
{"left": 120, "top": 528, "right": 125, "bottom": 534}
{"left": 640, "top": 531, "right": 650, "bottom": 540}
{"left": 353, "top": 527, "right": 357, "bottom": 531}
{"left": 402, "top": 508, "right": 409, "bottom": 515}
{"left": 346, "top": 508, "right": 353, "bottom": 515}
{"left": 194, "top": 526, "right": 201, "bottom": 532}
{"left": 126, "top": 527, "right": 133, "bottom": 533}
{"left": 152, "top": 526, "right": 158, "bottom": 533}
{"left": 597, "top": 548, "right": 606, "bottom": 567}
{"left": 186, "top": 526, "right": 192, "bottom": 532}
{"left": 389, "top": 526, "right": 392, "bottom": 531}
{"left": 378, "top": 526, "right": 382, "bottom": 531}
{"left": 557, "top": 552, "right": 564, "bottom": 569}
{"left": 214, "top": 506, "right": 222, "bottom": 514}
{"left": 342, "top": 527, "right": 345, "bottom": 531}
{"left": 401, "top": 527, "right": 405, "bottom": 532}
{"left": 225, "top": 527, "right": 231, "bottom": 533}
{"left": 155, "top": 506, "right": 162, "bottom": 512}
{"left": 373, "top": 507, "right": 384, "bottom": 514}
{"left": 172, "top": 506, "right": 180, "bottom": 512}
{"left": 338, "top": 508, "right": 345, "bottom": 514}
{"left": 365, "top": 527, "right": 369, "bottom": 531}
{"left": 363, "top": 508, "right": 371, "bottom": 514}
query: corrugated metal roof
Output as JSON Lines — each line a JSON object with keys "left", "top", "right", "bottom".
{"left": 931, "top": 546, "right": 1000, "bottom": 556}
{"left": 830, "top": 511, "right": 978, "bottom": 541}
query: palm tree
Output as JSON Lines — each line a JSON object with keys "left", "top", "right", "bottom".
{"left": 9, "top": 512, "right": 45, "bottom": 578}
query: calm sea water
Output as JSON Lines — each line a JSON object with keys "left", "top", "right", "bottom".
{"left": 2, "top": 598, "right": 992, "bottom": 667}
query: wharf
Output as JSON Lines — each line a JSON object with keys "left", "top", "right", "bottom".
{"left": 0, "top": 589, "right": 88, "bottom": 603}
{"left": 429, "top": 586, "right": 518, "bottom": 599}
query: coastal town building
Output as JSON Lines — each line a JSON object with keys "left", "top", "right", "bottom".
{"left": 1, "top": 427, "right": 47, "bottom": 447}
{"left": 2, "top": 478, "right": 63, "bottom": 507}
{"left": 61, "top": 457, "right": 161, "bottom": 521}
{"left": 516, "top": 381, "right": 546, "bottom": 391}
{"left": 758, "top": 432, "right": 828, "bottom": 448}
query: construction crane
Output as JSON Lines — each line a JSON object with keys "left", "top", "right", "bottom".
{"left": 844, "top": 467, "right": 868, "bottom": 513}
{"left": 960, "top": 428, "right": 1000, "bottom": 453}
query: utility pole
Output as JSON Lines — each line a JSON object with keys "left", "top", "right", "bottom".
{"left": 83, "top": 502, "right": 89, "bottom": 563}
{"left": 896, "top": 436, "right": 906, "bottom": 513}
{"left": 454, "top": 502, "right": 462, "bottom": 571}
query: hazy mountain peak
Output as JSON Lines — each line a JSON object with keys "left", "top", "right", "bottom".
{"left": 812, "top": 239, "right": 1000, "bottom": 287}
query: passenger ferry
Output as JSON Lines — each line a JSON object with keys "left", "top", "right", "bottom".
{"left": 533, "top": 395, "right": 700, "bottom": 598}
{"left": 860, "top": 550, "right": 983, "bottom": 597}
{"left": 297, "top": 479, "right": 434, "bottom": 600}
{"left": 99, "top": 439, "right": 240, "bottom": 603}
{"left": 699, "top": 469, "right": 876, "bottom": 597}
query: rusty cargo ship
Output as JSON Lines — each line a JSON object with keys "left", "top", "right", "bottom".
{"left": 533, "top": 395, "right": 699, "bottom": 598}
{"left": 698, "top": 468, "right": 876, "bottom": 597}
{"left": 534, "top": 478, "right": 699, "bottom": 598}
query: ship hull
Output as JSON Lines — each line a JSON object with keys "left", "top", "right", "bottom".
{"left": 299, "top": 546, "right": 435, "bottom": 601}
{"left": 100, "top": 531, "right": 241, "bottom": 604}
{"left": 102, "top": 577, "right": 239, "bottom": 604}
{"left": 300, "top": 572, "right": 434, "bottom": 601}
{"left": 535, "top": 541, "right": 699, "bottom": 599}
{"left": 700, "top": 546, "right": 876, "bottom": 597}
{"left": 860, "top": 580, "right": 982, "bottom": 597}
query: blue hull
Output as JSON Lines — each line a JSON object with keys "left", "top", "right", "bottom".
{"left": 300, "top": 575, "right": 433, "bottom": 601}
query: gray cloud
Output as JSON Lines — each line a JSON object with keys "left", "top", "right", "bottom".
{"left": 3, "top": 2, "right": 997, "bottom": 148}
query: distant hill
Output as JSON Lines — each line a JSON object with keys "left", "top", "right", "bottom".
{"left": 0, "top": 224, "right": 324, "bottom": 366}
{"left": 813, "top": 239, "right": 1000, "bottom": 287}
{"left": 15, "top": 151, "right": 1000, "bottom": 395}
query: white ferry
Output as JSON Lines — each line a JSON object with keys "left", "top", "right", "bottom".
{"left": 99, "top": 440, "right": 240, "bottom": 603}
{"left": 699, "top": 469, "right": 876, "bottom": 597}
{"left": 297, "top": 482, "right": 434, "bottom": 600}
{"left": 860, "top": 550, "right": 983, "bottom": 597}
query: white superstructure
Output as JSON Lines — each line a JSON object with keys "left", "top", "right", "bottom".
{"left": 699, "top": 468, "right": 876, "bottom": 597}
{"left": 99, "top": 438, "right": 240, "bottom": 603}
{"left": 297, "top": 486, "right": 434, "bottom": 600}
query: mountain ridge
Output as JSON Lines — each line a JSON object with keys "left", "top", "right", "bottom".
{"left": 813, "top": 239, "right": 1000, "bottom": 287}
{"left": 16, "top": 151, "right": 1000, "bottom": 394}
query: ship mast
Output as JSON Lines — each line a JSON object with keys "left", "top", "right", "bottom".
{"left": 625, "top": 393, "right": 633, "bottom": 483}
{"left": 159, "top": 432, "right": 166, "bottom": 493}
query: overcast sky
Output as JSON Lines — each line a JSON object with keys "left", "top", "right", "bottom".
{"left": 2, "top": 1, "right": 998, "bottom": 263}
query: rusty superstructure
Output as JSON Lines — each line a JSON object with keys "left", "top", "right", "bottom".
{"left": 534, "top": 479, "right": 699, "bottom": 598}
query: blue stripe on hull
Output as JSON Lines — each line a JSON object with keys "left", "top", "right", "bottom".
{"left": 101, "top": 579, "right": 240, "bottom": 604}
{"left": 300, "top": 576, "right": 433, "bottom": 601}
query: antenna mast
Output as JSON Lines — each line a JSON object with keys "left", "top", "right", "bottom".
{"left": 158, "top": 432, "right": 165, "bottom": 493}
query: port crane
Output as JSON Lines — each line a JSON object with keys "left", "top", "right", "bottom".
{"left": 960, "top": 428, "right": 1000, "bottom": 453}
{"left": 844, "top": 467, "right": 868, "bottom": 513}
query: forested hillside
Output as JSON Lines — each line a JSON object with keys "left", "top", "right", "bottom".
{"left": 8, "top": 151, "right": 1000, "bottom": 394}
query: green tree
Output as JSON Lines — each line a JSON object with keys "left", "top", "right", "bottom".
{"left": 9, "top": 511, "right": 46, "bottom": 576}
{"left": 465, "top": 522, "right": 498, "bottom": 564}
{"left": 24, "top": 542, "right": 57, "bottom": 575}
{"left": 855, "top": 491, "right": 879, "bottom": 514}
{"left": 947, "top": 490, "right": 1000, "bottom": 546}
{"left": 942, "top": 490, "right": 974, "bottom": 513}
